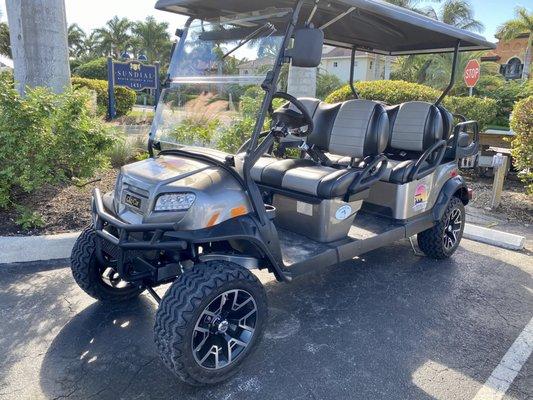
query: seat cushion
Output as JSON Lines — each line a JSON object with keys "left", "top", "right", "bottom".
{"left": 381, "top": 158, "right": 430, "bottom": 184}
{"left": 258, "top": 158, "right": 361, "bottom": 199}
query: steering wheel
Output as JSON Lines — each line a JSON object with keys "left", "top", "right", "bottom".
{"left": 270, "top": 92, "right": 314, "bottom": 138}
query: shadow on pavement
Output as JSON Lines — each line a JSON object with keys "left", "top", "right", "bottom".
{"left": 22, "top": 241, "right": 532, "bottom": 399}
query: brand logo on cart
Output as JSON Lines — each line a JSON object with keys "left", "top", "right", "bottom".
{"left": 413, "top": 184, "right": 429, "bottom": 212}
{"left": 125, "top": 193, "right": 142, "bottom": 209}
{"left": 335, "top": 205, "right": 352, "bottom": 220}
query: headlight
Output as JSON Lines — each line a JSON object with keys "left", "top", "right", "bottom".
{"left": 154, "top": 193, "right": 196, "bottom": 212}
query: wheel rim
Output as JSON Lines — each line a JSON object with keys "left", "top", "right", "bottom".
{"left": 443, "top": 208, "right": 462, "bottom": 250}
{"left": 192, "top": 289, "right": 258, "bottom": 370}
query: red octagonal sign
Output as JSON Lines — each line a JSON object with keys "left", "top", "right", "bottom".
{"left": 464, "top": 59, "right": 481, "bottom": 88}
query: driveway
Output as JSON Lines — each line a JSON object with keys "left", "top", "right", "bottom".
{"left": 0, "top": 238, "right": 531, "bottom": 399}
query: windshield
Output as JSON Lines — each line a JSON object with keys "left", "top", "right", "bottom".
{"left": 151, "top": 9, "right": 291, "bottom": 154}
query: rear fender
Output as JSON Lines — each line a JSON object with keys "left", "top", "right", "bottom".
{"left": 432, "top": 176, "right": 469, "bottom": 221}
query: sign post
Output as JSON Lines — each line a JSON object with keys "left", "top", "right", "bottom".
{"left": 464, "top": 59, "right": 480, "bottom": 96}
{"left": 107, "top": 58, "right": 160, "bottom": 120}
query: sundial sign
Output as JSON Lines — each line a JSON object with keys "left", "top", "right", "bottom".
{"left": 107, "top": 57, "right": 161, "bottom": 119}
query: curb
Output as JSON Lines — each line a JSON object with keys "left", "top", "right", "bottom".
{"left": 0, "top": 223, "right": 526, "bottom": 265}
{"left": 463, "top": 224, "right": 525, "bottom": 251}
{"left": 0, "top": 232, "right": 80, "bottom": 264}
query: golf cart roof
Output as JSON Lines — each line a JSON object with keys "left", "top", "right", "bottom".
{"left": 155, "top": 0, "right": 495, "bottom": 55}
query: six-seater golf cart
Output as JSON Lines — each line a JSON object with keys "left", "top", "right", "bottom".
{"left": 70, "top": 0, "right": 495, "bottom": 385}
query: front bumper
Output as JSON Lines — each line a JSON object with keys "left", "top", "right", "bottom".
{"left": 92, "top": 188, "right": 187, "bottom": 282}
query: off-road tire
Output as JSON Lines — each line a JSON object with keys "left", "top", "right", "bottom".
{"left": 70, "top": 225, "right": 144, "bottom": 302}
{"left": 417, "top": 196, "right": 465, "bottom": 259}
{"left": 154, "top": 261, "right": 267, "bottom": 386}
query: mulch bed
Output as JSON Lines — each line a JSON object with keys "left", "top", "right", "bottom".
{"left": 0, "top": 169, "right": 118, "bottom": 236}
{"left": 463, "top": 171, "right": 533, "bottom": 224}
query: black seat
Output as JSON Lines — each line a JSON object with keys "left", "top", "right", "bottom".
{"left": 382, "top": 101, "right": 446, "bottom": 184}
{"left": 254, "top": 99, "right": 390, "bottom": 199}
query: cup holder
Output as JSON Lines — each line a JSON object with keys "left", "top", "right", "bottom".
{"left": 264, "top": 204, "right": 276, "bottom": 220}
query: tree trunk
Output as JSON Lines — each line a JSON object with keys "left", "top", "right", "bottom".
{"left": 6, "top": 0, "right": 71, "bottom": 95}
{"left": 522, "top": 34, "right": 532, "bottom": 80}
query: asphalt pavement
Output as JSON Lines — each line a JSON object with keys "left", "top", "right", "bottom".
{"left": 0, "top": 238, "right": 531, "bottom": 400}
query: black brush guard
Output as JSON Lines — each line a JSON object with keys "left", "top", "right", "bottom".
{"left": 91, "top": 188, "right": 188, "bottom": 283}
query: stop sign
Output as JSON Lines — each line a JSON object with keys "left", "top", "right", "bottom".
{"left": 464, "top": 59, "right": 481, "bottom": 88}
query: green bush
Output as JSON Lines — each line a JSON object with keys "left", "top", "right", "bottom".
{"left": 72, "top": 77, "right": 136, "bottom": 117}
{"left": 473, "top": 78, "right": 529, "bottom": 127}
{"left": 510, "top": 96, "right": 533, "bottom": 194}
{"left": 170, "top": 117, "right": 220, "bottom": 147}
{"left": 316, "top": 72, "right": 343, "bottom": 100}
{"left": 325, "top": 80, "right": 497, "bottom": 129}
{"left": 0, "top": 75, "right": 114, "bottom": 208}
{"left": 443, "top": 96, "right": 498, "bottom": 129}
{"left": 73, "top": 57, "right": 108, "bottom": 80}
{"left": 107, "top": 135, "right": 148, "bottom": 168}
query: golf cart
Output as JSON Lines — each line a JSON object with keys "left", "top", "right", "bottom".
{"left": 70, "top": 0, "right": 495, "bottom": 385}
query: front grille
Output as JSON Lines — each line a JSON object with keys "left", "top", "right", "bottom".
{"left": 123, "top": 183, "right": 150, "bottom": 198}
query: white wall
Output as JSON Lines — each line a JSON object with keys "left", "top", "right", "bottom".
{"left": 320, "top": 55, "right": 386, "bottom": 82}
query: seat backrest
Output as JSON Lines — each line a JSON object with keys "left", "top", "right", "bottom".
{"left": 388, "top": 101, "right": 443, "bottom": 153}
{"left": 307, "top": 99, "right": 390, "bottom": 159}
{"left": 437, "top": 105, "right": 454, "bottom": 141}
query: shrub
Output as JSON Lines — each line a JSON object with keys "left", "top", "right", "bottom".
{"left": 474, "top": 78, "right": 528, "bottom": 127}
{"left": 73, "top": 57, "right": 108, "bottom": 80}
{"left": 217, "top": 118, "right": 255, "bottom": 153}
{"left": 15, "top": 206, "right": 45, "bottom": 230}
{"left": 325, "top": 80, "right": 497, "bottom": 129}
{"left": 0, "top": 75, "right": 114, "bottom": 208}
{"left": 72, "top": 77, "right": 136, "bottom": 117}
{"left": 316, "top": 72, "right": 343, "bottom": 100}
{"left": 510, "top": 96, "right": 533, "bottom": 194}
{"left": 171, "top": 117, "right": 220, "bottom": 147}
{"left": 107, "top": 135, "right": 148, "bottom": 168}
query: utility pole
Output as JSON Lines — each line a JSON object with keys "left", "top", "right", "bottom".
{"left": 6, "top": 0, "right": 70, "bottom": 95}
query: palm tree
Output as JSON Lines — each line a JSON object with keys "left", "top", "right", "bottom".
{"left": 67, "top": 23, "right": 86, "bottom": 58}
{"left": 131, "top": 16, "right": 170, "bottom": 62}
{"left": 496, "top": 7, "right": 533, "bottom": 79}
{"left": 94, "top": 16, "right": 132, "bottom": 58}
{"left": 392, "top": 0, "right": 486, "bottom": 85}
{"left": 82, "top": 32, "right": 103, "bottom": 58}
{"left": 424, "top": 0, "right": 484, "bottom": 32}
{"left": 424, "top": 50, "right": 498, "bottom": 91}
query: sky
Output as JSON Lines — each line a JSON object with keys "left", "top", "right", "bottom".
{"left": 0, "top": 0, "right": 529, "bottom": 42}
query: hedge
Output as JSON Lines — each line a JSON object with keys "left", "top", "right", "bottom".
{"left": 510, "top": 96, "right": 533, "bottom": 194}
{"left": 73, "top": 57, "right": 108, "bottom": 80}
{"left": 72, "top": 77, "right": 136, "bottom": 117}
{"left": 325, "top": 80, "right": 498, "bottom": 129}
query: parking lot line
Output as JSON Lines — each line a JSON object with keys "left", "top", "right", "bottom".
{"left": 472, "top": 316, "right": 533, "bottom": 400}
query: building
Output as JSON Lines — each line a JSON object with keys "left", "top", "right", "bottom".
{"left": 481, "top": 33, "right": 531, "bottom": 80}
{"left": 320, "top": 46, "right": 389, "bottom": 82}
{"left": 236, "top": 47, "right": 390, "bottom": 82}
{"left": 237, "top": 58, "right": 275, "bottom": 76}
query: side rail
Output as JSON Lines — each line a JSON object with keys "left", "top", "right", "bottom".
{"left": 407, "top": 140, "right": 447, "bottom": 182}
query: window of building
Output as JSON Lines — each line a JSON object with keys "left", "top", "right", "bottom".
{"left": 333, "top": 61, "right": 338, "bottom": 67}
{"left": 369, "top": 61, "right": 373, "bottom": 70}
